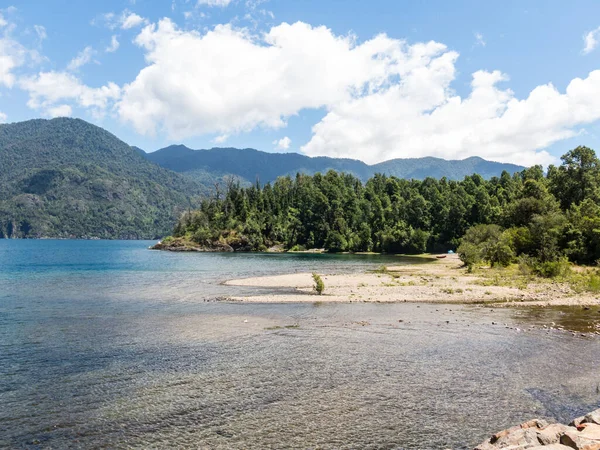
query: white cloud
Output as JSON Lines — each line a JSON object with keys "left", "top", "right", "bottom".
{"left": 106, "top": 35, "right": 120, "bottom": 53}
{"left": 583, "top": 27, "right": 600, "bottom": 54}
{"left": 97, "top": 10, "right": 148, "bottom": 30}
{"left": 121, "top": 12, "right": 147, "bottom": 29}
{"left": 67, "top": 46, "right": 95, "bottom": 71}
{"left": 197, "top": 0, "right": 234, "bottom": 7}
{"left": 33, "top": 25, "right": 47, "bottom": 42}
{"left": 213, "top": 134, "right": 228, "bottom": 143}
{"left": 0, "top": 25, "right": 30, "bottom": 88}
{"left": 273, "top": 136, "right": 291, "bottom": 150}
{"left": 118, "top": 20, "right": 423, "bottom": 137}
{"left": 0, "top": 14, "right": 7, "bottom": 28}
{"left": 46, "top": 104, "right": 72, "bottom": 118}
{"left": 301, "top": 70, "right": 600, "bottom": 165}
{"left": 20, "top": 71, "right": 120, "bottom": 117}
{"left": 474, "top": 32, "right": 485, "bottom": 47}
{"left": 0, "top": 17, "right": 557, "bottom": 164}
{"left": 0, "top": 111, "right": 6, "bottom": 122}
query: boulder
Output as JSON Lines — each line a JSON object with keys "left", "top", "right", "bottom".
{"left": 528, "top": 445, "right": 577, "bottom": 450}
{"left": 537, "top": 424, "right": 572, "bottom": 445}
{"left": 584, "top": 411, "right": 600, "bottom": 427}
{"left": 560, "top": 428, "right": 600, "bottom": 450}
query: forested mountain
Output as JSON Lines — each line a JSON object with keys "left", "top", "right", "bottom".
{"left": 0, "top": 117, "right": 527, "bottom": 240}
{"left": 167, "top": 146, "right": 600, "bottom": 267}
{"left": 0, "top": 118, "right": 203, "bottom": 239}
{"left": 145, "top": 145, "right": 524, "bottom": 185}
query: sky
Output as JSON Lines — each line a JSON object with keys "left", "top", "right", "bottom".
{"left": 2, "top": 0, "right": 600, "bottom": 166}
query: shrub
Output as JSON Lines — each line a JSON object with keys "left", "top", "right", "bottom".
{"left": 534, "top": 257, "right": 571, "bottom": 278}
{"left": 312, "top": 273, "right": 325, "bottom": 295}
{"left": 587, "top": 273, "right": 600, "bottom": 292}
{"left": 458, "top": 224, "right": 516, "bottom": 268}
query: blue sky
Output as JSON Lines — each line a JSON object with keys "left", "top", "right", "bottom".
{"left": 2, "top": 0, "right": 600, "bottom": 165}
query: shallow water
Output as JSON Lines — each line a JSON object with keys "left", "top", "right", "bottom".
{"left": 1, "top": 240, "right": 600, "bottom": 449}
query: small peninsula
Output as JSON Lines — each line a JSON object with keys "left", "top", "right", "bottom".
{"left": 154, "top": 146, "right": 600, "bottom": 307}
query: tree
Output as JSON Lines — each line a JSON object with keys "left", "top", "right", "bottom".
{"left": 549, "top": 146, "right": 600, "bottom": 209}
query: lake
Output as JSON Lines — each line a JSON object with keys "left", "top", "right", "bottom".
{"left": 1, "top": 240, "right": 599, "bottom": 449}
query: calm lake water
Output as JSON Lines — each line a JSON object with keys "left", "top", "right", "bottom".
{"left": 1, "top": 240, "right": 600, "bottom": 449}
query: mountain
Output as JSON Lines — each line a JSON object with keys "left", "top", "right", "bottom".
{"left": 0, "top": 118, "right": 203, "bottom": 239}
{"left": 146, "top": 145, "right": 525, "bottom": 186}
{"left": 0, "top": 117, "right": 526, "bottom": 240}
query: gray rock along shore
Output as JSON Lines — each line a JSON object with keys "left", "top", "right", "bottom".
{"left": 475, "top": 409, "right": 600, "bottom": 449}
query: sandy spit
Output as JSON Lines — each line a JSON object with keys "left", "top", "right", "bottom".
{"left": 223, "top": 254, "right": 600, "bottom": 306}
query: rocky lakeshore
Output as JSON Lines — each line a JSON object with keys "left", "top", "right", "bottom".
{"left": 476, "top": 410, "right": 600, "bottom": 449}
{"left": 150, "top": 237, "right": 285, "bottom": 253}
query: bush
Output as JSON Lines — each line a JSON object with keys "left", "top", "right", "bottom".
{"left": 457, "top": 241, "right": 481, "bottom": 269}
{"left": 458, "top": 224, "right": 517, "bottom": 268}
{"left": 587, "top": 273, "right": 600, "bottom": 292}
{"left": 531, "top": 257, "right": 571, "bottom": 278}
{"left": 312, "top": 273, "right": 325, "bottom": 295}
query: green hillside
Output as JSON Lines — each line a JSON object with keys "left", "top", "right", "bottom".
{"left": 0, "top": 118, "right": 202, "bottom": 239}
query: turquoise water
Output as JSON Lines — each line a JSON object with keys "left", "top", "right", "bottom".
{"left": 1, "top": 240, "right": 600, "bottom": 449}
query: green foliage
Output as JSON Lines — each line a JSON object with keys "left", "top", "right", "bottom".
{"left": 519, "top": 255, "right": 572, "bottom": 278}
{"left": 533, "top": 258, "right": 572, "bottom": 278}
{"left": 0, "top": 118, "right": 202, "bottom": 239}
{"left": 312, "top": 273, "right": 325, "bottom": 295}
{"left": 162, "top": 145, "right": 600, "bottom": 266}
{"left": 4, "top": 118, "right": 600, "bottom": 269}
{"left": 458, "top": 224, "right": 513, "bottom": 268}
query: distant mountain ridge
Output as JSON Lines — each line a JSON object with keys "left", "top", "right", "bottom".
{"left": 145, "top": 144, "right": 525, "bottom": 186}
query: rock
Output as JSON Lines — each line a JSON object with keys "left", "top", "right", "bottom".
{"left": 560, "top": 428, "right": 600, "bottom": 450}
{"left": 572, "top": 417, "right": 587, "bottom": 427}
{"left": 584, "top": 410, "right": 600, "bottom": 426}
{"left": 477, "top": 412, "right": 600, "bottom": 450}
{"left": 537, "top": 423, "right": 572, "bottom": 445}
{"left": 579, "top": 423, "right": 600, "bottom": 440}
{"left": 528, "top": 445, "right": 576, "bottom": 450}
{"left": 486, "top": 424, "right": 542, "bottom": 448}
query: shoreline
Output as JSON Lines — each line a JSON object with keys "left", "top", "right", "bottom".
{"left": 476, "top": 409, "right": 600, "bottom": 449}
{"left": 223, "top": 254, "right": 600, "bottom": 307}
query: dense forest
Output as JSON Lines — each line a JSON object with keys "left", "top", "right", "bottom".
{"left": 0, "top": 118, "right": 203, "bottom": 239}
{"left": 169, "top": 146, "right": 600, "bottom": 269}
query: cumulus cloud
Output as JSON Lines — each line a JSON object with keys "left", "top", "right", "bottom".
{"left": 106, "top": 35, "right": 120, "bottom": 53}
{"left": 46, "top": 104, "right": 72, "bottom": 118}
{"left": 197, "top": 0, "right": 234, "bottom": 6}
{"left": 0, "top": 14, "right": 7, "bottom": 28}
{"left": 118, "top": 19, "right": 424, "bottom": 137}
{"left": 0, "top": 111, "right": 6, "bottom": 122}
{"left": 121, "top": 12, "right": 147, "bottom": 29}
{"left": 97, "top": 10, "right": 148, "bottom": 30}
{"left": 583, "top": 27, "right": 600, "bottom": 54}
{"left": 67, "top": 46, "right": 95, "bottom": 71}
{"left": 114, "top": 19, "right": 600, "bottom": 165}
{"left": 273, "top": 136, "right": 291, "bottom": 150}
{"left": 19, "top": 71, "right": 120, "bottom": 117}
{"left": 0, "top": 19, "right": 31, "bottom": 87}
